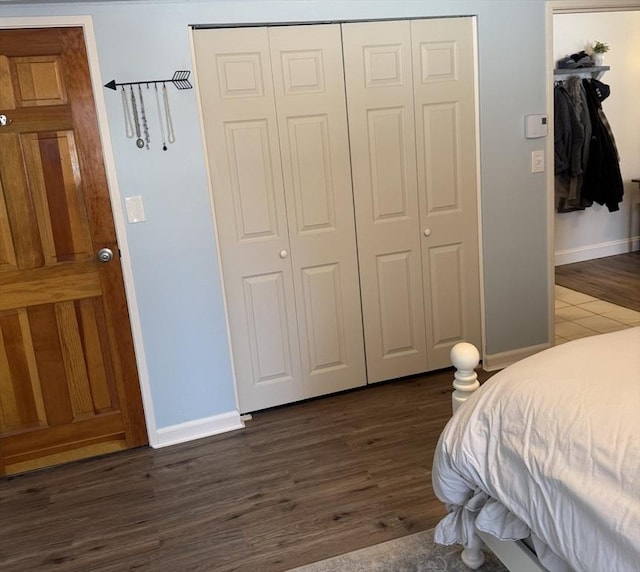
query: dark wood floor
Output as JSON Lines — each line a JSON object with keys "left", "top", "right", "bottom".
{"left": 555, "top": 252, "right": 640, "bottom": 311}
{"left": 0, "top": 368, "right": 494, "bottom": 572}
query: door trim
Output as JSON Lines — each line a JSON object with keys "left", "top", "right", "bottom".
{"left": 0, "top": 15, "right": 157, "bottom": 445}
{"left": 470, "top": 16, "right": 487, "bottom": 366}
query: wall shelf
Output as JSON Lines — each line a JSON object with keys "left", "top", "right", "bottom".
{"left": 553, "top": 66, "right": 609, "bottom": 80}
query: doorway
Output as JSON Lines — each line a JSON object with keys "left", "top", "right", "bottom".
{"left": 0, "top": 23, "right": 149, "bottom": 474}
{"left": 546, "top": 1, "right": 640, "bottom": 345}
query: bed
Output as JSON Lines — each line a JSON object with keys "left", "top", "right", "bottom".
{"left": 432, "top": 326, "right": 640, "bottom": 572}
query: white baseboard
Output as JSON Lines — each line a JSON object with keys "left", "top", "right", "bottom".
{"left": 555, "top": 236, "right": 639, "bottom": 266}
{"left": 483, "top": 342, "right": 551, "bottom": 371}
{"left": 152, "top": 410, "right": 244, "bottom": 448}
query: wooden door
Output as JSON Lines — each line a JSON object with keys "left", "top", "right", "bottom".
{"left": 0, "top": 27, "right": 147, "bottom": 475}
{"left": 193, "top": 25, "right": 366, "bottom": 412}
{"left": 412, "top": 17, "right": 482, "bottom": 368}
{"left": 342, "top": 20, "right": 429, "bottom": 383}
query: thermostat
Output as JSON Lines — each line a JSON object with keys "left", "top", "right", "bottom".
{"left": 525, "top": 114, "right": 548, "bottom": 139}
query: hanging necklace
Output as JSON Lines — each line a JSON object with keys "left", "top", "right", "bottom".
{"left": 121, "top": 86, "right": 134, "bottom": 139}
{"left": 163, "top": 83, "right": 176, "bottom": 144}
{"left": 154, "top": 83, "right": 168, "bottom": 151}
{"left": 138, "top": 84, "right": 150, "bottom": 150}
{"left": 130, "top": 86, "right": 144, "bottom": 149}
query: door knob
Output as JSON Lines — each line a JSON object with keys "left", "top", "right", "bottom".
{"left": 0, "top": 114, "right": 12, "bottom": 127}
{"left": 423, "top": 228, "right": 432, "bottom": 237}
{"left": 97, "top": 248, "right": 114, "bottom": 263}
{"left": 279, "top": 250, "right": 289, "bottom": 259}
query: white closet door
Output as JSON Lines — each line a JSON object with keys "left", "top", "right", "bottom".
{"left": 412, "top": 18, "right": 482, "bottom": 367}
{"left": 193, "top": 28, "right": 303, "bottom": 412}
{"left": 268, "top": 25, "right": 366, "bottom": 397}
{"left": 342, "top": 20, "right": 428, "bottom": 383}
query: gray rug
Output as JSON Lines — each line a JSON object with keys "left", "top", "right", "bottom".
{"left": 287, "top": 528, "right": 507, "bottom": 572}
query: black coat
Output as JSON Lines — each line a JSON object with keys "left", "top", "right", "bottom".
{"left": 581, "top": 79, "right": 624, "bottom": 212}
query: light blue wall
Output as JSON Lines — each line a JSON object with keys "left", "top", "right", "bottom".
{"left": 0, "top": 0, "right": 549, "bottom": 429}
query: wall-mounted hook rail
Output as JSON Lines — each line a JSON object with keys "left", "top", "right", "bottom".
{"left": 104, "top": 70, "right": 192, "bottom": 91}
{"left": 108, "top": 71, "right": 185, "bottom": 150}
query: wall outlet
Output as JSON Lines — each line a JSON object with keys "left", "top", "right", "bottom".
{"left": 531, "top": 150, "right": 544, "bottom": 173}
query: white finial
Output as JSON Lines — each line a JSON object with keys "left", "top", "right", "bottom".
{"left": 450, "top": 342, "right": 480, "bottom": 413}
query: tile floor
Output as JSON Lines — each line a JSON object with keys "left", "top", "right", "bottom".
{"left": 555, "top": 285, "right": 640, "bottom": 345}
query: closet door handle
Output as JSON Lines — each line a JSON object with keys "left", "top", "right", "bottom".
{"left": 423, "top": 228, "right": 432, "bottom": 237}
{"left": 279, "top": 250, "right": 289, "bottom": 259}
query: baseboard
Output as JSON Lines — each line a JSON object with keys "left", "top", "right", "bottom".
{"left": 555, "top": 237, "right": 639, "bottom": 266}
{"left": 483, "top": 342, "right": 551, "bottom": 371}
{"left": 153, "top": 410, "right": 244, "bottom": 448}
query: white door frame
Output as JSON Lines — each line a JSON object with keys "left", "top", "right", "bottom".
{"left": 544, "top": 0, "right": 640, "bottom": 345}
{"left": 0, "top": 15, "right": 158, "bottom": 445}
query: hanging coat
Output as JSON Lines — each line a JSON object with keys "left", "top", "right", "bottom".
{"left": 554, "top": 85, "right": 585, "bottom": 212}
{"left": 581, "top": 78, "right": 624, "bottom": 212}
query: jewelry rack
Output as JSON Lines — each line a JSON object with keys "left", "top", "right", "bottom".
{"left": 108, "top": 71, "right": 189, "bottom": 151}
{"left": 104, "top": 70, "right": 192, "bottom": 91}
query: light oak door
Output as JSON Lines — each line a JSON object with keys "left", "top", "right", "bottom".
{"left": 0, "top": 27, "right": 147, "bottom": 475}
{"left": 194, "top": 24, "right": 365, "bottom": 412}
{"left": 343, "top": 17, "right": 481, "bottom": 381}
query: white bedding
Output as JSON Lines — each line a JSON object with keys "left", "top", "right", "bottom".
{"left": 432, "top": 327, "right": 640, "bottom": 572}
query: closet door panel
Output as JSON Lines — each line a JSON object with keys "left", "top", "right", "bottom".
{"left": 269, "top": 24, "right": 366, "bottom": 397}
{"left": 342, "top": 20, "right": 427, "bottom": 383}
{"left": 300, "top": 263, "right": 345, "bottom": 372}
{"left": 224, "top": 119, "right": 280, "bottom": 240}
{"left": 421, "top": 102, "right": 460, "bottom": 211}
{"left": 285, "top": 115, "right": 334, "bottom": 233}
{"left": 193, "top": 28, "right": 303, "bottom": 412}
{"left": 367, "top": 107, "right": 411, "bottom": 220}
{"left": 376, "top": 250, "right": 423, "bottom": 359}
{"left": 242, "top": 271, "right": 297, "bottom": 384}
{"left": 412, "top": 17, "right": 481, "bottom": 368}
{"left": 426, "top": 243, "right": 465, "bottom": 346}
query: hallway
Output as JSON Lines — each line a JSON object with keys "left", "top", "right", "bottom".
{"left": 555, "top": 284, "right": 639, "bottom": 345}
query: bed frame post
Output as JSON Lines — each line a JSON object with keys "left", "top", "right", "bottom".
{"left": 450, "top": 342, "right": 480, "bottom": 413}
{"left": 461, "top": 532, "right": 486, "bottom": 570}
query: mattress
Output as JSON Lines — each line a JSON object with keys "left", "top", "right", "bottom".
{"left": 432, "top": 327, "right": 640, "bottom": 572}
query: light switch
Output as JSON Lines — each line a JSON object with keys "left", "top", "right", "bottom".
{"left": 531, "top": 150, "right": 544, "bottom": 173}
{"left": 125, "top": 196, "right": 146, "bottom": 223}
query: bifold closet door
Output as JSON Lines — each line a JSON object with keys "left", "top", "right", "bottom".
{"left": 268, "top": 25, "right": 366, "bottom": 400}
{"left": 412, "top": 18, "right": 481, "bottom": 368}
{"left": 193, "top": 25, "right": 365, "bottom": 412}
{"left": 343, "top": 17, "right": 481, "bottom": 381}
{"left": 342, "top": 20, "right": 428, "bottom": 382}
{"left": 194, "top": 28, "right": 303, "bottom": 412}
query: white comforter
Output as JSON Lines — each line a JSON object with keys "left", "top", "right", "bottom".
{"left": 433, "top": 327, "right": 640, "bottom": 572}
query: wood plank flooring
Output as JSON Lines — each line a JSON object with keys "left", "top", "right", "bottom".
{"left": 0, "top": 368, "right": 494, "bottom": 572}
{"left": 555, "top": 252, "right": 640, "bottom": 311}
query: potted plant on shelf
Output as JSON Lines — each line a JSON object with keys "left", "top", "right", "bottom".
{"left": 591, "top": 41, "right": 609, "bottom": 66}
